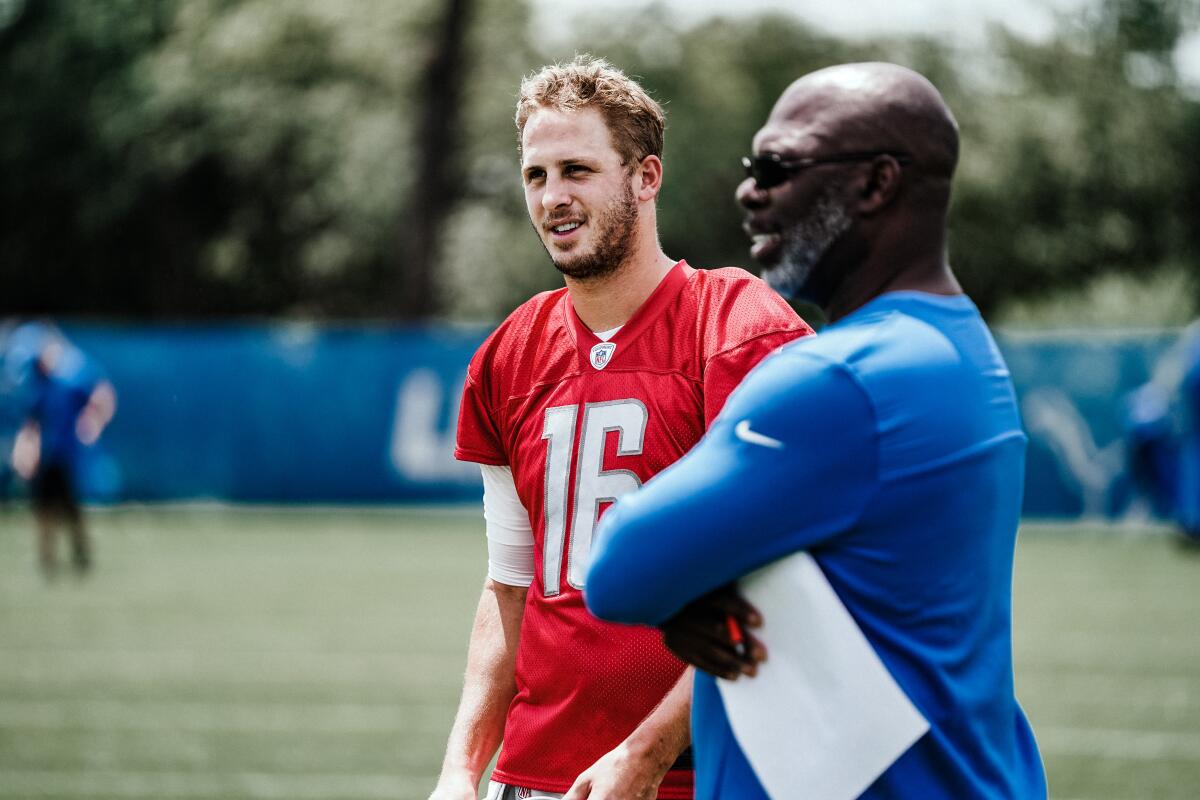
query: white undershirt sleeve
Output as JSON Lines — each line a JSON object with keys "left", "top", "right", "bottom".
{"left": 480, "top": 464, "right": 535, "bottom": 587}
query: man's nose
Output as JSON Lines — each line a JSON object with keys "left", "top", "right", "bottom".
{"left": 736, "top": 176, "right": 768, "bottom": 209}
{"left": 542, "top": 175, "right": 572, "bottom": 212}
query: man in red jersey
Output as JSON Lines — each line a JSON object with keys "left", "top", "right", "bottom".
{"left": 429, "top": 56, "right": 812, "bottom": 800}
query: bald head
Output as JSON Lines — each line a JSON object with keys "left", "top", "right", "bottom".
{"left": 739, "top": 62, "right": 964, "bottom": 317}
{"left": 770, "top": 62, "right": 959, "bottom": 183}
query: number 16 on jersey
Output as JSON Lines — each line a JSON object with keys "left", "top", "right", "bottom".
{"left": 541, "top": 400, "right": 649, "bottom": 597}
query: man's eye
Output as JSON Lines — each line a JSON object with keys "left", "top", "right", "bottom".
{"left": 525, "top": 170, "right": 545, "bottom": 184}
{"left": 565, "top": 165, "right": 589, "bottom": 175}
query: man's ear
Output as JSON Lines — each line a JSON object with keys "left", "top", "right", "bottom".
{"left": 636, "top": 155, "right": 664, "bottom": 202}
{"left": 856, "top": 155, "right": 904, "bottom": 216}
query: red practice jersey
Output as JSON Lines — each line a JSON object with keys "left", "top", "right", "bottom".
{"left": 455, "top": 261, "right": 812, "bottom": 797}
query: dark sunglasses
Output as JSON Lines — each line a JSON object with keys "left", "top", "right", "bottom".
{"left": 741, "top": 151, "right": 913, "bottom": 190}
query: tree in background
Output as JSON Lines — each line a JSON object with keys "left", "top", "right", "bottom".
{"left": 391, "top": 0, "right": 474, "bottom": 319}
{"left": 0, "top": 0, "right": 178, "bottom": 315}
{"left": 950, "top": 0, "right": 1200, "bottom": 315}
{"left": 558, "top": 0, "right": 1200, "bottom": 319}
{"left": 1, "top": 0, "right": 1197, "bottom": 322}
{"left": 0, "top": 0, "right": 524, "bottom": 319}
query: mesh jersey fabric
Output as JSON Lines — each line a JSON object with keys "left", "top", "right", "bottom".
{"left": 455, "top": 260, "right": 811, "bottom": 796}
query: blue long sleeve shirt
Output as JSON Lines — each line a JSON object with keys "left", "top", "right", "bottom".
{"left": 586, "top": 292, "right": 1046, "bottom": 799}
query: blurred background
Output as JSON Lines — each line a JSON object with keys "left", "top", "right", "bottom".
{"left": 1, "top": 0, "right": 1199, "bottom": 798}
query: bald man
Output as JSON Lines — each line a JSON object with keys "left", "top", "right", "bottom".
{"left": 586, "top": 63, "right": 1047, "bottom": 798}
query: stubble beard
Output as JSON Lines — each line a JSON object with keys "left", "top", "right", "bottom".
{"left": 544, "top": 181, "right": 639, "bottom": 282}
{"left": 762, "top": 186, "right": 853, "bottom": 301}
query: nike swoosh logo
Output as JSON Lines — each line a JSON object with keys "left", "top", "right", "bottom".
{"left": 734, "top": 419, "right": 784, "bottom": 449}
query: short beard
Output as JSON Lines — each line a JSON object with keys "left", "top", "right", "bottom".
{"left": 762, "top": 186, "right": 852, "bottom": 300}
{"left": 546, "top": 181, "right": 639, "bottom": 281}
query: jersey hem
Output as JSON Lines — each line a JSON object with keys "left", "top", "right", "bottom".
{"left": 453, "top": 447, "right": 506, "bottom": 466}
{"left": 489, "top": 768, "right": 694, "bottom": 799}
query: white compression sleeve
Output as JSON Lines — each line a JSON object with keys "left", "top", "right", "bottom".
{"left": 481, "top": 464, "right": 535, "bottom": 587}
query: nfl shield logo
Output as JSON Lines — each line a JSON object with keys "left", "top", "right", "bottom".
{"left": 589, "top": 342, "right": 617, "bottom": 370}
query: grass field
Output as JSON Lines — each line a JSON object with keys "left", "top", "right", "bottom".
{"left": 1, "top": 506, "right": 1198, "bottom": 800}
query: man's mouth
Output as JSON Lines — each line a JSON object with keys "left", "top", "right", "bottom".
{"left": 748, "top": 230, "right": 783, "bottom": 263}
{"left": 548, "top": 219, "right": 585, "bottom": 240}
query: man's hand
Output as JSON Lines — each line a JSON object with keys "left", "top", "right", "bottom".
{"left": 562, "top": 740, "right": 668, "bottom": 800}
{"left": 658, "top": 584, "right": 766, "bottom": 680}
{"left": 426, "top": 772, "right": 477, "bottom": 800}
{"left": 12, "top": 423, "right": 40, "bottom": 481}
{"left": 76, "top": 381, "right": 116, "bottom": 446}
{"left": 564, "top": 658, "right": 691, "bottom": 800}
{"left": 428, "top": 579, "right": 527, "bottom": 800}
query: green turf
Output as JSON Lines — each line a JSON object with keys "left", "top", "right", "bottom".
{"left": 1, "top": 508, "right": 1198, "bottom": 799}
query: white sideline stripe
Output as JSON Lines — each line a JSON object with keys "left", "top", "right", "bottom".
{"left": 0, "top": 699, "right": 447, "bottom": 734}
{"left": 0, "top": 649, "right": 457, "bottom": 668}
{"left": 1017, "top": 676, "right": 1200, "bottom": 712}
{"left": 0, "top": 770, "right": 419, "bottom": 799}
{"left": 1017, "top": 651, "right": 1200, "bottom": 672}
{"left": 1016, "top": 672, "right": 1199, "bottom": 695}
{"left": 0, "top": 650, "right": 463, "bottom": 687}
{"left": 1015, "top": 632, "right": 1200, "bottom": 662}
{"left": 1018, "top": 661, "right": 1200, "bottom": 681}
{"left": 1038, "top": 727, "right": 1200, "bottom": 761}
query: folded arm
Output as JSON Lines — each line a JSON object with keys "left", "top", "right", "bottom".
{"left": 586, "top": 353, "right": 877, "bottom": 626}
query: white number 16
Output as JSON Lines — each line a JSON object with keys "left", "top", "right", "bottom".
{"left": 541, "top": 400, "right": 648, "bottom": 597}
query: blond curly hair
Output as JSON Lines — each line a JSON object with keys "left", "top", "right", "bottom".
{"left": 516, "top": 55, "right": 665, "bottom": 165}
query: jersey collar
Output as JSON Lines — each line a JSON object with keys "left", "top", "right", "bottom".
{"left": 566, "top": 260, "right": 693, "bottom": 369}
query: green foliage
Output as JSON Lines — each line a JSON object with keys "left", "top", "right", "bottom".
{"left": 1, "top": 0, "right": 1198, "bottom": 321}
{"left": 949, "top": 5, "right": 1200, "bottom": 314}
{"left": 125, "top": 0, "right": 402, "bottom": 315}
{"left": 995, "top": 267, "right": 1196, "bottom": 329}
{"left": 0, "top": 0, "right": 513, "bottom": 318}
{"left": 0, "top": 0, "right": 178, "bottom": 314}
{"left": 600, "top": 13, "right": 856, "bottom": 271}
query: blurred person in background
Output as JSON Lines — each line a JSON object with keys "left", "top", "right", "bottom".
{"left": 3, "top": 322, "right": 116, "bottom": 578}
{"left": 587, "top": 62, "right": 1046, "bottom": 798}
{"left": 430, "top": 56, "right": 811, "bottom": 800}
{"left": 1125, "top": 320, "right": 1200, "bottom": 543}
{"left": 0, "top": 322, "right": 18, "bottom": 506}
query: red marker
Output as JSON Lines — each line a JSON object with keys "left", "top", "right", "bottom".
{"left": 726, "top": 613, "right": 748, "bottom": 660}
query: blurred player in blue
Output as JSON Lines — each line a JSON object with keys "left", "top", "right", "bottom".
{"left": 587, "top": 63, "right": 1046, "bottom": 798}
{"left": 4, "top": 323, "right": 116, "bottom": 578}
{"left": 1169, "top": 325, "right": 1200, "bottom": 540}
{"left": 1125, "top": 320, "right": 1200, "bottom": 541}
{"left": 0, "top": 322, "right": 20, "bottom": 506}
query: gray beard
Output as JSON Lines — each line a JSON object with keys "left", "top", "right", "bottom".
{"left": 548, "top": 182, "right": 638, "bottom": 281}
{"left": 762, "top": 191, "right": 852, "bottom": 300}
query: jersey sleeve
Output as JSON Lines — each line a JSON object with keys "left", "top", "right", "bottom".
{"left": 454, "top": 369, "right": 507, "bottom": 466}
{"left": 703, "top": 327, "right": 811, "bottom": 426}
{"left": 586, "top": 349, "right": 878, "bottom": 625}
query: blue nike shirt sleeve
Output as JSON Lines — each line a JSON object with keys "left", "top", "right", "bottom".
{"left": 586, "top": 349, "right": 879, "bottom": 625}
